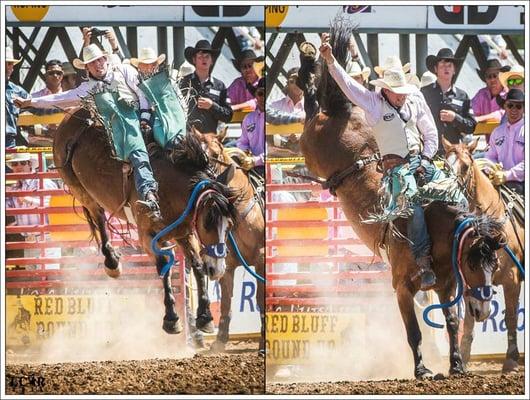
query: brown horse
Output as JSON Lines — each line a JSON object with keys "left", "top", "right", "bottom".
{"left": 443, "top": 138, "right": 524, "bottom": 372}
{"left": 298, "top": 20, "right": 505, "bottom": 378}
{"left": 194, "top": 131, "right": 265, "bottom": 352}
{"left": 53, "top": 108, "right": 238, "bottom": 335}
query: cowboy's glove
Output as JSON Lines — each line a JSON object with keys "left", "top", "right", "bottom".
{"left": 491, "top": 170, "right": 506, "bottom": 186}
{"left": 241, "top": 156, "right": 255, "bottom": 170}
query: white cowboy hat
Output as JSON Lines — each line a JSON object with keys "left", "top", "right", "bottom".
{"left": 130, "top": 47, "right": 166, "bottom": 67}
{"left": 6, "top": 47, "right": 22, "bottom": 65}
{"left": 499, "top": 64, "right": 525, "bottom": 89}
{"left": 370, "top": 67, "right": 418, "bottom": 95}
{"left": 420, "top": 71, "right": 437, "bottom": 88}
{"left": 407, "top": 73, "right": 421, "bottom": 89}
{"left": 178, "top": 60, "right": 195, "bottom": 77}
{"left": 374, "top": 55, "right": 411, "bottom": 77}
{"left": 347, "top": 61, "right": 371, "bottom": 81}
{"left": 73, "top": 44, "right": 108, "bottom": 70}
{"left": 6, "top": 152, "right": 38, "bottom": 167}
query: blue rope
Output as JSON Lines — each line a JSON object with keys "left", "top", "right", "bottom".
{"left": 423, "top": 217, "right": 475, "bottom": 329}
{"left": 227, "top": 231, "right": 266, "bottom": 283}
{"left": 504, "top": 245, "right": 525, "bottom": 277}
{"left": 151, "top": 180, "right": 211, "bottom": 278}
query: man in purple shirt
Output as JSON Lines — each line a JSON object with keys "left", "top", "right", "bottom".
{"left": 472, "top": 59, "right": 510, "bottom": 123}
{"left": 485, "top": 89, "right": 525, "bottom": 195}
{"left": 227, "top": 49, "right": 263, "bottom": 111}
{"left": 237, "top": 77, "right": 265, "bottom": 177}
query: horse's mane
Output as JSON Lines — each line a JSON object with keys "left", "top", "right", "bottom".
{"left": 320, "top": 15, "right": 356, "bottom": 118}
{"left": 169, "top": 132, "right": 210, "bottom": 170}
{"left": 190, "top": 173, "right": 238, "bottom": 230}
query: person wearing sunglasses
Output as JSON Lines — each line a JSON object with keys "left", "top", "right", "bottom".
{"left": 237, "top": 77, "right": 265, "bottom": 176}
{"left": 227, "top": 49, "right": 264, "bottom": 112}
{"left": 484, "top": 89, "right": 525, "bottom": 195}
{"left": 499, "top": 64, "right": 525, "bottom": 92}
{"left": 471, "top": 59, "right": 510, "bottom": 124}
{"left": 421, "top": 48, "right": 477, "bottom": 155}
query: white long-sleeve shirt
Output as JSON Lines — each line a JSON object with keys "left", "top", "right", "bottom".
{"left": 31, "top": 63, "right": 149, "bottom": 110}
{"left": 327, "top": 60, "right": 439, "bottom": 159}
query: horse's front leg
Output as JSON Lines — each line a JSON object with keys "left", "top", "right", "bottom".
{"left": 211, "top": 266, "right": 235, "bottom": 352}
{"left": 436, "top": 288, "right": 465, "bottom": 375}
{"left": 502, "top": 276, "right": 522, "bottom": 373}
{"left": 177, "top": 235, "right": 214, "bottom": 333}
{"left": 460, "top": 295, "right": 475, "bottom": 367}
{"left": 396, "top": 283, "right": 433, "bottom": 379}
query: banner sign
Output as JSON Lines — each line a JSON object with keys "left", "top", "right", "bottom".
{"left": 267, "top": 5, "right": 524, "bottom": 33}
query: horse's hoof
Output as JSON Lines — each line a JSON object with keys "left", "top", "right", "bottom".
{"left": 163, "top": 318, "right": 183, "bottom": 334}
{"left": 449, "top": 365, "right": 465, "bottom": 375}
{"left": 415, "top": 366, "right": 433, "bottom": 379}
{"left": 197, "top": 320, "right": 215, "bottom": 334}
{"left": 104, "top": 262, "right": 122, "bottom": 278}
{"left": 502, "top": 358, "right": 519, "bottom": 373}
{"left": 210, "top": 340, "right": 226, "bottom": 353}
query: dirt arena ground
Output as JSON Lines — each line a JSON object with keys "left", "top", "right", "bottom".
{"left": 267, "top": 361, "right": 525, "bottom": 395}
{"left": 6, "top": 341, "right": 264, "bottom": 395}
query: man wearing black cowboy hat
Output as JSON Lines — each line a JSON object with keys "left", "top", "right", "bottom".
{"left": 179, "top": 40, "right": 233, "bottom": 133}
{"left": 484, "top": 88, "right": 525, "bottom": 195}
{"left": 472, "top": 58, "right": 510, "bottom": 124}
{"left": 227, "top": 49, "right": 264, "bottom": 111}
{"left": 421, "top": 48, "right": 476, "bottom": 155}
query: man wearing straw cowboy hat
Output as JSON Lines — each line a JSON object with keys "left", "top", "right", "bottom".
{"left": 6, "top": 46, "right": 30, "bottom": 148}
{"left": 130, "top": 47, "right": 166, "bottom": 76}
{"left": 180, "top": 39, "right": 233, "bottom": 134}
{"left": 320, "top": 39, "right": 442, "bottom": 290}
{"left": 14, "top": 43, "right": 181, "bottom": 224}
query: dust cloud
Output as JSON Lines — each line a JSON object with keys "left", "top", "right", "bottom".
{"left": 8, "top": 290, "right": 193, "bottom": 365}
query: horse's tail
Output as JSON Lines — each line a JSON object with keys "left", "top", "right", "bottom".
{"left": 321, "top": 15, "right": 356, "bottom": 117}
{"left": 83, "top": 206, "right": 102, "bottom": 248}
{"left": 459, "top": 212, "right": 506, "bottom": 272}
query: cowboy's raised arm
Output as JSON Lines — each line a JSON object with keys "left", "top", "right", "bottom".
{"left": 17, "top": 83, "right": 90, "bottom": 109}
{"left": 320, "top": 41, "right": 379, "bottom": 121}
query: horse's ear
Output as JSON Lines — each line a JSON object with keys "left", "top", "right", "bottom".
{"left": 218, "top": 125, "right": 228, "bottom": 143}
{"left": 216, "top": 164, "right": 235, "bottom": 185}
{"left": 467, "top": 138, "right": 480, "bottom": 154}
{"left": 441, "top": 136, "right": 453, "bottom": 153}
{"left": 191, "top": 126, "right": 203, "bottom": 141}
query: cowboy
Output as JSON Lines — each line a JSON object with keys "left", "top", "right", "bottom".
{"left": 6, "top": 153, "right": 60, "bottom": 269}
{"left": 472, "top": 59, "right": 510, "bottom": 124}
{"left": 320, "top": 40, "right": 439, "bottom": 290}
{"left": 180, "top": 40, "right": 233, "bottom": 134}
{"left": 227, "top": 49, "right": 263, "bottom": 111}
{"left": 14, "top": 44, "right": 164, "bottom": 223}
{"left": 237, "top": 77, "right": 265, "bottom": 177}
{"left": 5, "top": 47, "right": 30, "bottom": 148}
{"left": 130, "top": 47, "right": 166, "bottom": 76}
{"left": 421, "top": 48, "right": 477, "bottom": 154}
{"left": 61, "top": 62, "right": 79, "bottom": 91}
{"left": 499, "top": 64, "right": 524, "bottom": 93}
{"left": 484, "top": 89, "right": 525, "bottom": 195}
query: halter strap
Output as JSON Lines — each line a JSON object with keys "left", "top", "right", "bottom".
{"left": 192, "top": 189, "right": 219, "bottom": 238}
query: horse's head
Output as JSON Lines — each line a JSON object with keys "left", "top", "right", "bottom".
{"left": 442, "top": 137, "right": 479, "bottom": 187}
{"left": 191, "top": 171, "right": 237, "bottom": 280}
{"left": 459, "top": 214, "right": 505, "bottom": 322}
{"left": 191, "top": 127, "right": 233, "bottom": 174}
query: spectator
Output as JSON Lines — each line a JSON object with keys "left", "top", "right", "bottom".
{"left": 82, "top": 27, "right": 123, "bottom": 64}
{"left": 478, "top": 35, "right": 509, "bottom": 61}
{"left": 237, "top": 77, "right": 265, "bottom": 177}
{"left": 499, "top": 64, "right": 524, "bottom": 92}
{"left": 484, "top": 89, "right": 524, "bottom": 195}
{"left": 420, "top": 71, "right": 437, "bottom": 88}
{"left": 61, "top": 62, "right": 79, "bottom": 91}
{"left": 421, "top": 48, "right": 476, "bottom": 154}
{"left": 6, "top": 153, "right": 61, "bottom": 269}
{"left": 347, "top": 61, "right": 370, "bottom": 86}
{"left": 5, "top": 46, "right": 29, "bottom": 148}
{"left": 14, "top": 44, "right": 171, "bottom": 224}
{"left": 233, "top": 26, "right": 263, "bottom": 53}
{"left": 374, "top": 55, "right": 411, "bottom": 77}
{"left": 227, "top": 49, "right": 263, "bottom": 111}
{"left": 180, "top": 40, "right": 233, "bottom": 134}
{"left": 472, "top": 59, "right": 509, "bottom": 123}
{"left": 268, "top": 67, "right": 305, "bottom": 157}
{"left": 130, "top": 47, "right": 166, "bottom": 75}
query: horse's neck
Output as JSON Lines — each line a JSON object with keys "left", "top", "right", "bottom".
{"left": 470, "top": 162, "right": 504, "bottom": 217}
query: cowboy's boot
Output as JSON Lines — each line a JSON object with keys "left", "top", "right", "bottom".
{"left": 136, "top": 190, "right": 163, "bottom": 224}
{"left": 417, "top": 255, "right": 437, "bottom": 291}
{"left": 138, "top": 70, "right": 186, "bottom": 151}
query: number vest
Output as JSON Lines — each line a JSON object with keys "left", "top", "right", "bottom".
{"left": 372, "top": 98, "right": 422, "bottom": 158}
